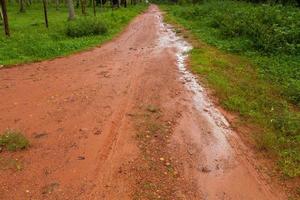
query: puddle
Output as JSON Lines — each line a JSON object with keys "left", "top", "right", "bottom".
{"left": 156, "top": 15, "right": 234, "bottom": 172}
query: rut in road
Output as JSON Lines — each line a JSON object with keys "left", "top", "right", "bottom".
{"left": 0, "top": 5, "right": 286, "bottom": 200}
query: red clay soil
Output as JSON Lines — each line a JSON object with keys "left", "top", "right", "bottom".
{"left": 0, "top": 5, "right": 287, "bottom": 200}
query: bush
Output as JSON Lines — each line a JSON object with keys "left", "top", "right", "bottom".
{"left": 172, "top": 1, "right": 300, "bottom": 55}
{"left": 0, "top": 130, "right": 30, "bottom": 151}
{"left": 66, "top": 17, "right": 108, "bottom": 37}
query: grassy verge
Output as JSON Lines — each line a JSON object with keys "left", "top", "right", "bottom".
{"left": 0, "top": 4, "right": 147, "bottom": 65}
{"left": 160, "top": 1, "right": 300, "bottom": 180}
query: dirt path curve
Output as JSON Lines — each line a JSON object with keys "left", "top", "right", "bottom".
{"left": 0, "top": 5, "right": 286, "bottom": 200}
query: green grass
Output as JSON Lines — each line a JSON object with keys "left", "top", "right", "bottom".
{"left": 160, "top": 1, "right": 300, "bottom": 179}
{"left": 0, "top": 130, "right": 30, "bottom": 151}
{"left": 0, "top": 4, "right": 147, "bottom": 65}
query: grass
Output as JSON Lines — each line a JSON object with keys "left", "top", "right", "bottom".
{"left": 0, "top": 129, "right": 30, "bottom": 151}
{"left": 66, "top": 17, "right": 108, "bottom": 37}
{"left": 0, "top": 3, "right": 147, "bottom": 65}
{"left": 160, "top": 1, "right": 300, "bottom": 179}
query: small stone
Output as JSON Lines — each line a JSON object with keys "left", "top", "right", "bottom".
{"left": 26, "top": 190, "right": 30, "bottom": 193}
{"left": 94, "top": 129, "right": 102, "bottom": 135}
{"left": 159, "top": 157, "right": 165, "bottom": 161}
{"left": 201, "top": 166, "right": 211, "bottom": 173}
{"left": 42, "top": 182, "right": 59, "bottom": 194}
{"left": 126, "top": 113, "right": 135, "bottom": 117}
{"left": 34, "top": 132, "right": 48, "bottom": 139}
{"left": 187, "top": 148, "right": 195, "bottom": 155}
{"left": 78, "top": 156, "right": 85, "bottom": 160}
{"left": 166, "top": 162, "right": 171, "bottom": 166}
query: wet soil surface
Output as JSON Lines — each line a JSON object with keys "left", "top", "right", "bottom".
{"left": 0, "top": 5, "right": 286, "bottom": 200}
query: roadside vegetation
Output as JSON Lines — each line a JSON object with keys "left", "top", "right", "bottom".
{"left": 0, "top": 130, "right": 28, "bottom": 171}
{"left": 0, "top": 129, "right": 29, "bottom": 151}
{"left": 0, "top": 3, "right": 146, "bottom": 65}
{"left": 160, "top": 0, "right": 300, "bottom": 180}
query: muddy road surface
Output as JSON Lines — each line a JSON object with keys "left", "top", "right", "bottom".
{"left": 0, "top": 5, "right": 286, "bottom": 200}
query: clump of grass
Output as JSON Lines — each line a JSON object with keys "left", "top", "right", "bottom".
{"left": 0, "top": 130, "right": 30, "bottom": 151}
{"left": 66, "top": 17, "right": 108, "bottom": 37}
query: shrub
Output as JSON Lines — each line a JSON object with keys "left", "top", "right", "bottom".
{"left": 0, "top": 130, "right": 30, "bottom": 151}
{"left": 66, "top": 17, "right": 108, "bottom": 37}
{"left": 173, "top": 1, "right": 300, "bottom": 56}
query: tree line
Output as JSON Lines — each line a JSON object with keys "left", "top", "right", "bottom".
{"left": 0, "top": 0, "right": 141, "bottom": 36}
{"left": 162, "top": 0, "right": 300, "bottom": 6}
{"left": 238, "top": 0, "right": 300, "bottom": 6}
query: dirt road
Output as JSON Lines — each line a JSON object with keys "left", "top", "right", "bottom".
{"left": 0, "top": 5, "right": 286, "bottom": 200}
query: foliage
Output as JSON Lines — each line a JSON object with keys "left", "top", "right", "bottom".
{"left": 66, "top": 17, "right": 108, "bottom": 37}
{"left": 0, "top": 130, "right": 30, "bottom": 151}
{"left": 242, "top": 0, "right": 300, "bottom": 6}
{"left": 164, "top": 1, "right": 300, "bottom": 106}
{"left": 0, "top": 4, "right": 147, "bottom": 65}
{"left": 161, "top": 1, "right": 300, "bottom": 178}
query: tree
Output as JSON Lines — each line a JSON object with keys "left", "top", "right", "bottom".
{"left": 0, "top": 9, "right": 3, "bottom": 21}
{"left": 80, "top": 0, "right": 86, "bottom": 15}
{"left": 92, "top": 0, "right": 96, "bottom": 16}
{"left": 19, "top": 0, "right": 25, "bottom": 12}
{"left": 42, "top": 0, "right": 48, "bottom": 28}
{"left": 0, "top": 0, "right": 10, "bottom": 36}
{"left": 67, "top": 0, "right": 75, "bottom": 20}
{"left": 55, "top": 0, "right": 59, "bottom": 10}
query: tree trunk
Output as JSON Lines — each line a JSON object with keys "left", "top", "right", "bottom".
{"left": 0, "top": 8, "right": 3, "bottom": 21}
{"left": 42, "top": 0, "right": 48, "bottom": 28}
{"left": 0, "top": 0, "right": 10, "bottom": 36}
{"left": 92, "top": 0, "right": 96, "bottom": 16}
{"left": 19, "top": 0, "right": 25, "bottom": 12}
{"left": 67, "top": 0, "right": 75, "bottom": 20}
{"left": 80, "top": 0, "right": 86, "bottom": 15}
{"left": 55, "top": 0, "right": 59, "bottom": 10}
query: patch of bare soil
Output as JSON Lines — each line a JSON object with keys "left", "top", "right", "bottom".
{"left": 0, "top": 5, "right": 288, "bottom": 200}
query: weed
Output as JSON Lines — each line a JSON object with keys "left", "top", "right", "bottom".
{"left": 0, "top": 130, "right": 30, "bottom": 151}
{"left": 66, "top": 17, "right": 107, "bottom": 37}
